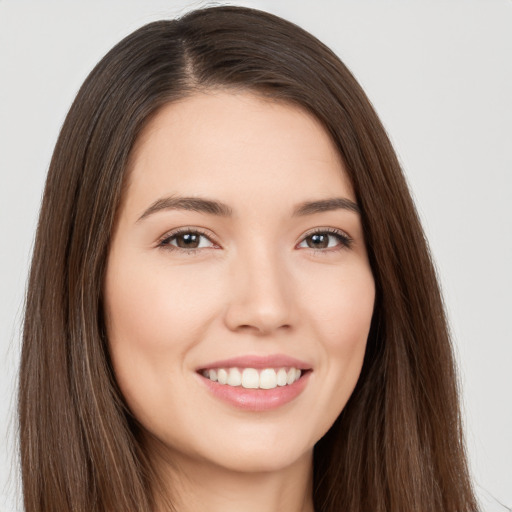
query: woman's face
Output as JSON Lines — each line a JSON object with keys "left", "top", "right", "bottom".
{"left": 104, "top": 91, "right": 375, "bottom": 474}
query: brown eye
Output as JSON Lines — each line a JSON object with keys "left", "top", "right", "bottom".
{"left": 173, "top": 233, "right": 201, "bottom": 249}
{"left": 306, "top": 233, "right": 330, "bottom": 249}
{"left": 159, "top": 229, "right": 216, "bottom": 253}
{"left": 298, "top": 229, "right": 352, "bottom": 252}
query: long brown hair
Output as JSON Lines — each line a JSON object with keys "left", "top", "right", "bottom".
{"left": 19, "top": 5, "right": 478, "bottom": 512}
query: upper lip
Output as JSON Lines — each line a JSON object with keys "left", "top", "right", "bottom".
{"left": 197, "top": 354, "right": 313, "bottom": 371}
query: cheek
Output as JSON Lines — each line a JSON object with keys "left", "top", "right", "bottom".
{"left": 105, "top": 255, "right": 217, "bottom": 352}
{"left": 303, "top": 268, "right": 375, "bottom": 432}
{"left": 102, "top": 255, "right": 220, "bottom": 417}
{"left": 304, "top": 262, "right": 375, "bottom": 351}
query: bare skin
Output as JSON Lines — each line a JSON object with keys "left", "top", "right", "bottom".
{"left": 104, "top": 90, "right": 375, "bottom": 512}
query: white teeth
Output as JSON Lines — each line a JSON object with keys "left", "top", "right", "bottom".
{"left": 277, "top": 368, "right": 288, "bottom": 386}
{"left": 242, "top": 368, "right": 259, "bottom": 389}
{"left": 217, "top": 368, "right": 228, "bottom": 384}
{"left": 227, "top": 368, "right": 242, "bottom": 386}
{"left": 259, "top": 369, "right": 277, "bottom": 389}
{"left": 287, "top": 368, "right": 299, "bottom": 385}
{"left": 202, "top": 367, "right": 303, "bottom": 389}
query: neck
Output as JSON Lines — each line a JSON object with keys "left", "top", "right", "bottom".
{"left": 150, "top": 446, "right": 315, "bottom": 512}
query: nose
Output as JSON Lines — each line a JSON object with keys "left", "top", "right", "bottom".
{"left": 223, "top": 245, "right": 296, "bottom": 336}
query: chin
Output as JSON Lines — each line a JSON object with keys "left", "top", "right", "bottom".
{"left": 200, "top": 433, "right": 314, "bottom": 474}
{"left": 211, "top": 448, "right": 311, "bottom": 474}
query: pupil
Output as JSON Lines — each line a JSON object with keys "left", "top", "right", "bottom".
{"left": 310, "top": 234, "right": 328, "bottom": 249}
{"left": 178, "top": 233, "right": 199, "bottom": 248}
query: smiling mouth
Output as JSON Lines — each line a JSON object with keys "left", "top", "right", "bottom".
{"left": 198, "top": 367, "right": 312, "bottom": 390}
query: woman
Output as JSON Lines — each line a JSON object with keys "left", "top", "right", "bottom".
{"left": 18, "top": 5, "right": 479, "bottom": 512}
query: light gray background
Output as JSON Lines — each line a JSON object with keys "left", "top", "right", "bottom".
{"left": 1, "top": 1, "right": 511, "bottom": 510}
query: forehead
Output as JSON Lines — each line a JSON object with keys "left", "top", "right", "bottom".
{"left": 122, "top": 90, "right": 354, "bottom": 218}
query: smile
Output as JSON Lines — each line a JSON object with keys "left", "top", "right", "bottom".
{"left": 201, "top": 367, "right": 302, "bottom": 389}
{"left": 197, "top": 365, "right": 312, "bottom": 411}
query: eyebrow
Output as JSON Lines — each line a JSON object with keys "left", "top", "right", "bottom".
{"left": 137, "top": 195, "right": 360, "bottom": 222}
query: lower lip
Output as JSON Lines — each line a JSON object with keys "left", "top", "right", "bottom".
{"left": 198, "top": 371, "right": 312, "bottom": 411}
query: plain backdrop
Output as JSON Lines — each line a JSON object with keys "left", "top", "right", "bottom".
{"left": 1, "top": 1, "right": 511, "bottom": 510}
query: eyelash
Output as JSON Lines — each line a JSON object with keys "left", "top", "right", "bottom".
{"left": 157, "top": 227, "right": 353, "bottom": 256}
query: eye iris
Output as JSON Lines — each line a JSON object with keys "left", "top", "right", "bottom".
{"left": 309, "top": 233, "right": 329, "bottom": 249}
{"left": 176, "top": 233, "right": 200, "bottom": 249}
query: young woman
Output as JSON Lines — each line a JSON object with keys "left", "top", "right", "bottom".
{"left": 18, "top": 5, "right": 479, "bottom": 512}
